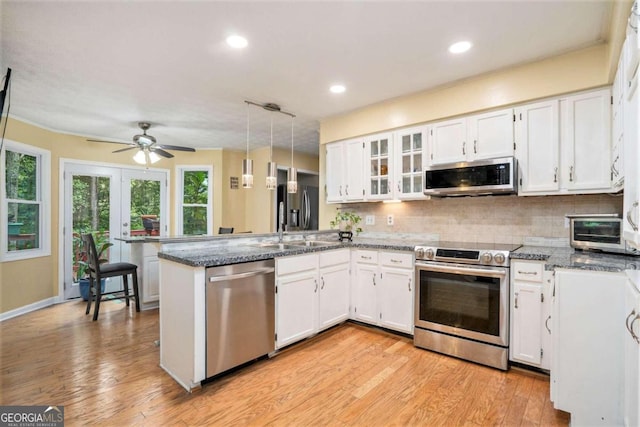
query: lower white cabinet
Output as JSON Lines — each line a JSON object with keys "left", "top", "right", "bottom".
{"left": 509, "top": 260, "right": 551, "bottom": 369}
{"left": 552, "top": 269, "right": 626, "bottom": 426}
{"left": 275, "top": 249, "right": 350, "bottom": 349}
{"left": 624, "top": 274, "right": 640, "bottom": 427}
{"left": 352, "top": 249, "right": 414, "bottom": 334}
{"left": 128, "top": 242, "right": 160, "bottom": 309}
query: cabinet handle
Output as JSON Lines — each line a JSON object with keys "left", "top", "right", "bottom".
{"left": 517, "top": 270, "right": 538, "bottom": 276}
{"left": 314, "top": 279, "right": 318, "bottom": 293}
{"left": 339, "top": 185, "right": 343, "bottom": 197}
{"left": 397, "top": 181, "right": 401, "bottom": 193}
{"left": 545, "top": 315, "right": 551, "bottom": 334}
{"left": 321, "top": 276, "right": 325, "bottom": 290}
{"left": 462, "top": 142, "right": 466, "bottom": 155}
{"left": 514, "top": 292, "right": 519, "bottom": 309}
{"left": 373, "top": 273, "right": 376, "bottom": 286}
{"left": 627, "top": 309, "right": 640, "bottom": 344}
{"left": 361, "top": 255, "right": 372, "bottom": 260}
{"left": 390, "top": 259, "right": 402, "bottom": 264}
{"left": 345, "top": 185, "right": 349, "bottom": 196}
{"left": 473, "top": 140, "right": 477, "bottom": 154}
{"left": 569, "top": 166, "right": 574, "bottom": 182}
{"left": 553, "top": 167, "right": 558, "bottom": 183}
{"left": 408, "top": 278, "right": 412, "bottom": 292}
{"left": 612, "top": 155, "right": 619, "bottom": 176}
{"left": 627, "top": 201, "right": 639, "bottom": 231}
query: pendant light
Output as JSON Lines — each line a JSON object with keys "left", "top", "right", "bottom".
{"left": 242, "top": 103, "right": 253, "bottom": 188}
{"left": 287, "top": 116, "right": 298, "bottom": 194}
{"left": 266, "top": 115, "right": 277, "bottom": 190}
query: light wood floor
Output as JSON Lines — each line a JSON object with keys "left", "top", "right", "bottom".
{"left": 0, "top": 300, "right": 569, "bottom": 426}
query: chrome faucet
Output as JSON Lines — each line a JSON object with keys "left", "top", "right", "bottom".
{"left": 278, "top": 201, "right": 285, "bottom": 242}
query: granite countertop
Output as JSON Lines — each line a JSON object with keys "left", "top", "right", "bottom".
{"left": 157, "top": 232, "right": 432, "bottom": 268}
{"left": 513, "top": 245, "right": 640, "bottom": 273}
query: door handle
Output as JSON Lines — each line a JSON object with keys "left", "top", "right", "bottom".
{"left": 462, "top": 142, "right": 466, "bottom": 155}
{"left": 627, "top": 201, "right": 639, "bottom": 231}
{"left": 514, "top": 292, "right": 518, "bottom": 309}
{"left": 545, "top": 315, "right": 551, "bottom": 334}
{"left": 314, "top": 279, "right": 318, "bottom": 293}
{"left": 321, "top": 276, "right": 325, "bottom": 290}
{"left": 123, "top": 222, "right": 129, "bottom": 227}
{"left": 122, "top": 231, "right": 128, "bottom": 236}
{"left": 408, "top": 278, "right": 411, "bottom": 292}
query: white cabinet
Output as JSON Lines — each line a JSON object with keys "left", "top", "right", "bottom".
{"left": 517, "top": 88, "right": 613, "bottom": 196}
{"left": 275, "top": 249, "right": 350, "bottom": 349}
{"left": 128, "top": 242, "right": 160, "bottom": 309}
{"left": 510, "top": 260, "right": 551, "bottom": 369}
{"left": 429, "top": 108, "right": 514, "bottom": 165}
{"left": 365, "top": 133, "right": 393, "bottom": 200}
{"left": 515, "top": 100, "right": 561, "bottom": 194}
{"left": 612, "top": 47, "right": 625, "bottom": 191}
{"left": 552, "top": 269, "right": 626, "bottom": 426}
{"left": 325, "top": 139, "right": 365, "bottom": 203}
{"left": 352, "top": 249, "right": 414, "bottom": 334}
{"left": 624, "top": 37, "right": 640, "bottom": 249}
{"left": 393, "top": 125, "right": 428, "bottom": 200}
{"left": 560, "top": 88, "right": 612, "bottom": 192}
{"left": 624, "top": 274, "right": 640, "bottom": 427}
{"left": 276, "top": 254, "right": 319, "bottom": 348}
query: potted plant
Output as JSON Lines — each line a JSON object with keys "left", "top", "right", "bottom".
{"left": 330, "top": 210, "right": 363, "bottom": 234}
{"left": 75, "top": 231, "right": 113, "bottom": 301}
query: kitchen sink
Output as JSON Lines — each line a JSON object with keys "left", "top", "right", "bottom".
{"left": 253, "top": 243, "right": 300, "bottom": 250}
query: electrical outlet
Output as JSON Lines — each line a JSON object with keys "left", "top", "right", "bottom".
{"left": 387, "top": 214, "right": 394, "bottom": 226}
{"left": 365, "top": 215, "right": 375, "bottom": 225}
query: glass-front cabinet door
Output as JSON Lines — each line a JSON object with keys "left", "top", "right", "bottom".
{"left": 366, "top": 133, "right": 392, "bottom": 200}
{"left": 394, "top": 125, "right": 428, "bottom": 199}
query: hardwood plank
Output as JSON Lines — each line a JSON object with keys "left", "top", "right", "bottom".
{"left": 0, "top": 301, "right": 569, "bottom": 426}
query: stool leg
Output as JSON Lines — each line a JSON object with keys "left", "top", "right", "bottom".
{"left": 132, "top": 269, "right": 140, "bottom": 312}
{"left": 92, "top": 277, "right": 102, "bottom": 321}
{"left": 123, "top": 275, "right": 130, "bottom": 307}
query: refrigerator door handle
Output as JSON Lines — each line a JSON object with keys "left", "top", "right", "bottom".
{"left": 302, "top": 190, "right": 310, "bottom": 229}
{"left": 305, "top": 191, "right": 311, "bottom": 229}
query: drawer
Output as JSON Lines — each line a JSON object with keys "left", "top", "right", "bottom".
{"left": 379, "top": 251, "right": 414, "bottom": 269}
{"left": 319, "top": 248, "right": 350, "bottom": 268}
{"left": 277, "top": 253, "right": 318, "bottom": 276}
{"left": 513, "top": 261, "right": 543, "bottom": 283}
{"left": 354, "top": 250, "right": 378, "bottom": 264}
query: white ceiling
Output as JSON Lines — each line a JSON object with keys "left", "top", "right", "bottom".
{"left": 0, "top": 1, "right": 613, "bottom": 156}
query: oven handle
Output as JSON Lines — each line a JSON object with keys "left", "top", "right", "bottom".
{"left": 415, "top": 262, "right": 507, "bottom": 278}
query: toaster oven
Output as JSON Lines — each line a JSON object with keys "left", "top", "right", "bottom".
{"left": 567, "top": 214, "right": 640, "bottom": 255}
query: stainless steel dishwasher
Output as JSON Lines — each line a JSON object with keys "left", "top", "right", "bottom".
{"left": 206, "top": 259, "right": 275, "bottom": 378}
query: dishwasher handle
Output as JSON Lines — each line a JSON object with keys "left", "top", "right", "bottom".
{"left": 208, "top": 267, "right": 275, "bottom": 282}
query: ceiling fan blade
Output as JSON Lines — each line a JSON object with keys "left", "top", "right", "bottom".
{"left": 155, "top": 144, "right": 196, "bottom": 152}
{"left": 87, "top": 138, "right": 132, "bottom": 145}
{"left": 112, "top": 146, "right": 139, "bottom": 153}
{"left": 151, "top": 148, "right": 174, "bottom": 158}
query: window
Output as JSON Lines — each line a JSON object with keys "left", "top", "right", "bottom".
{"left": 176, "top": 166, "right": 212, "bottom": 235}
{"left": 1, "top": 141, "right": 51, "bottom": 261}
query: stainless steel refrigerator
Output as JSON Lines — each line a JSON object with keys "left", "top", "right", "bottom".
{"left": 276, "top": 184, "right": 319, "bottom": 231}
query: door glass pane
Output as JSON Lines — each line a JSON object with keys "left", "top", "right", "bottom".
{"left": 371, "top": 141, "right": 379, "bottom": 156}
{"left": 402, "top": 135, "right": 411, "bottom": 152}
{"left": 380, "top": 158, "right": 388, "bottom": 176}
{"left": 403, "top": 176, "right": 411, "bottom": 193}
{"left": 183, "top": 207, "right": 207, "bottom": 235}
{"left": 380, "top": 178, "right": 388, "bottom": 194}
{"left": 413, "top": 175, "right": 422, "bottom": 192}
{"left": 371, "top": 159, "right": 378, "bottom": 176}
{"left": 72, "top": 175, "right": 110, "bottom": 282}
{"left": 130, "top": 179, "right": 161, "bottom": 236}
{"left": 413, "top": 133, "right": 422, "bottom": 150}
{"left": 414, "top": 154, "right": 422, "bottom": 172}
{"left": 370, "top": 180, "right": 378, "bottom": 195}
{"left": 403, "top": 155, "right": 411, "bottom": 173}
{"left": 380, "top": 139, "right": 388, "bottom": 155}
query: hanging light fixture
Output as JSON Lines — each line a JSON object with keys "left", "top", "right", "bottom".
{"left": 242, "top": 102, "right": 253, "bottom": 188}
{"left": 287, "top": 116, "right": 298, "bottom": 194}
{"left": 133, "top": 148, "right": 161, "bottom": 165}
{"left": 266, "top": 114, "right": 277, "bottom": 190}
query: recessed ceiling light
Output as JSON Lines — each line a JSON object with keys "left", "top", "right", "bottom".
{"left": 449, "top": 41, "right": 472, "bottom": 54}
{"left": 226, "top": 35, "right": 248, "bottom": 49}
{"left": 330, "top": 84, "right": 346, "bottom": 94}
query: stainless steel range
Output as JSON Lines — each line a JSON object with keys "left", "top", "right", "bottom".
{"left": 413, "top": 241, "right": 521, "bottom": 370}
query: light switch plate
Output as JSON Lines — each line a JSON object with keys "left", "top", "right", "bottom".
{"left": 387, "top": 214, "right": 394, "bottom": 226}
{"left": 365, "top": 215, "right": 375, "bottom": 225}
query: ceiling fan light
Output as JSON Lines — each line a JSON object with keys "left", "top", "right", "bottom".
{"left": 133, "top": 150, "right": 147, "bottom": 164}
{"left": 148, "top": 151, "right": 161, "bottom": 164}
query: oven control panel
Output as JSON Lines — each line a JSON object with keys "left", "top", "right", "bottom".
{"left": 414, "top": 245, "right": 511, "bottom": 267}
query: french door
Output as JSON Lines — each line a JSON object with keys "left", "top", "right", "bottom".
{"left": 62, "top": 162, "right": 167, "bottom": 299}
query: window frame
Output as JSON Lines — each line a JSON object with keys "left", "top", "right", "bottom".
{"left": 1, "top": 140, "right": 51, "bottom": 261}
{"left": 175, "top": 165, "right": 213, "bottom": 235}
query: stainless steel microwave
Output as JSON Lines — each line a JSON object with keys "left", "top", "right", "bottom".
{"left": 568, "top": 214, "right": 640, "bottom": 255}
{"left": 424, "top": 156, "right": 517, "bottom": 196}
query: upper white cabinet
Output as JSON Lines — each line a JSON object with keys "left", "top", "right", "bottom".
{"left": 560, "top": 88, "right": 612, "bottom": 192}
{"left": 611, "top": 45, "right": 625, "bottom": 191}
{"left": 624, "top": 35, "right": 640, "bottom": 249}
{"left": 515, "top": 100, "right": 561, "bottom": 194}
{"left": 365, "top": 133, "right": 393, "bottom": 200}
{"left": 517, "top": 88, "right": 613, "bottom": 196}
{"left": 325, "top": 139, "right": 365, "bottom": 203}
{"left": 430, "top": 108, "right": 514, "bottom": 165}
{"left": 393, "top": 125, "right": 428, "bottom": 200}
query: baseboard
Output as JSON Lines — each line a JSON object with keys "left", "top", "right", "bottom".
{"left": 0, "top": 297, "right": 58, "bottom": 322}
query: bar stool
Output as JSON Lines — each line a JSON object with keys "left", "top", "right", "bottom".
{"left": 82, "top": 234, "right": 140, "bottom": 321}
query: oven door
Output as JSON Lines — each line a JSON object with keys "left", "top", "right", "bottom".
{"left": 414, "top": 261, "right": 509, "bottom": 347}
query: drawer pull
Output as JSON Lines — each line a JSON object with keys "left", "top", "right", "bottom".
{"left": 361, "top": 255, "right": 372, "bottom": 260}
{"left": 517, "top": 270, "right": 538, "bottom": 275}
{"left": 390, "top": 259, "right": 403, "bottom": 264}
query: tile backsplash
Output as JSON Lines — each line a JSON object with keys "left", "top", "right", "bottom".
{"left": 336, "top": 194, "right": 623, "bottom": 245}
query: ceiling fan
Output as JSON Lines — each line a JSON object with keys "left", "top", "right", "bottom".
{"left": 87, "top": 122, "right": 195, "bottom": 164}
